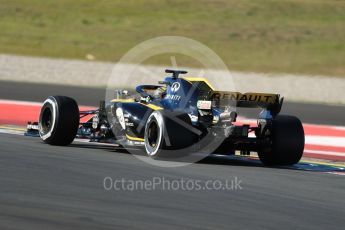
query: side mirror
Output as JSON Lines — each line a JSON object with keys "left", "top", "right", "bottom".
{"left": 114, "top": 89, "right": 130, "bottom": 99}
{"left": 158, "top": 81, "right": 171, "bottom": 86}
{"left": 122, "top": 90, "right": 129, "bottom": 96}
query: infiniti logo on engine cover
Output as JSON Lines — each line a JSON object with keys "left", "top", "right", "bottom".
{"left": 171, "top": 82, "right": 181, "bottom": 92}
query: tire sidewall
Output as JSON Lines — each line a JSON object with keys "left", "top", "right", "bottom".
{"left": 38, "top": 96, "right": 79, "bottom": 146}
{"left": 144, "top": 111, "right": 165, "bottom": 157}
{"left": 39, "top": 97, "right": 59, "bottom": 141}
{"left": 144, "top": 110, "right": 196, "bottom": 159}
{"left": 259, "top": 115, "right": 304, "bottom": 165}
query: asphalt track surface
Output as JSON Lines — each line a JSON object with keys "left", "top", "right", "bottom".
{"left": 1, "top": 80, "right": 345, "bottom": 126}
{"left": 0, "top": 133, "right": 344, "bottom": 230}
{"left": 1, "top": 80, "right": 345, "bottom": 229}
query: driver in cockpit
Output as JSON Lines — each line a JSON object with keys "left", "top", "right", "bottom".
{"left": 153, "top": 86, "right": 167, "bottom": 99}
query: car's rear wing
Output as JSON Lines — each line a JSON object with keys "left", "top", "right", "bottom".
{"left": 210, "top": 91, "right": 284, "bottom": 115}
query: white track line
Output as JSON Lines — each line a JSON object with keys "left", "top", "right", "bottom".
{"left": 304, "top": 149, "right": 345, "bottom": 157}
{"left": 305, "top": 136, "right": 345, "bottom": 148}
{"left": 0, "top": 99, "right": 42, "bottom": 106}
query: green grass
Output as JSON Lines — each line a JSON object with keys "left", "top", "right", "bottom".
{"left": 0, "top": 0, "right": 345, "bottom": 76}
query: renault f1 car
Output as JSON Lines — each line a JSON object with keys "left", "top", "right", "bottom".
{"left": 27, "top": 69, "right": 305, "bottom": 165}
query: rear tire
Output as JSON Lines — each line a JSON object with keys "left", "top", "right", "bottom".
{"left": 144, "top": 110, "right": 197, "bottom": 159}
{"left": 258, "top": 115, "right": 304, "bottom": 166}
{"left": 39, "top": 96, "right": 79, "bottom": 146}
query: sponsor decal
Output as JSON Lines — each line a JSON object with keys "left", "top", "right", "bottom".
{"left": 125, "top": 122, "right": 134, "bottom": 127}
{"left": 212, "top": 92, "right": 278, "bottom": 104}
{"left": 27, "top": 124, "right": 39, "bottom": 130}
{"left": 92, "top": 114, "right": 99, "bottom": 129}
{"left": 197, "top": 100, "right": 212, "bottom": 110}
{"left": 116, "top": 108, "right": 126, "bottom": 129}
{"left": 171, "top": 82, "right": 181, "bottom": 92}
{"left": 166, "top": 94, "right": 181, "bottom": 101}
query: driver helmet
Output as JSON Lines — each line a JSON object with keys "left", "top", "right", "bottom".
{"left": 153, "top": 86, "right": 167, "bottom": 99}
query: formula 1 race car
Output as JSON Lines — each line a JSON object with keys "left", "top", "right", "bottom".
{"left": 27, "top": 69, "right": 305, "bottom": 165}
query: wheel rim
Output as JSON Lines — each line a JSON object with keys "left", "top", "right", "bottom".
{"left": 144, "top": 113, "right": 164, "bottom": 157}
{"left": 41, "top": 107, "right": 53, "bottom": 134}
{"left": 147, "top": 120, "right": 159, "bottom": 149}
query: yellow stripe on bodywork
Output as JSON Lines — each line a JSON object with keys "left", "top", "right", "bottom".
{"left": 111, "top": 99, "right": 135, "bottom": 103}
{"left": 140, "top": 103, "right": 163, "bottom": 111}
{"left": 182, "top": 77, "right": 215, "bottom": 90}
{"left": 126, "top": 134, "right": 144, "bottom": 142}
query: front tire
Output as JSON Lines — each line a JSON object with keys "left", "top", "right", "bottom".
{"left": 144, "top": 110, "right": 197, "bottom": 159}
{"left": 39, "top": 96, "right": 79, "bottom": 146}
{"left": 258, "top": 115, "right": 304, "bottom": 166}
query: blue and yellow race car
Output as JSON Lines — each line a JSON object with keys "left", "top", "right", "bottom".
{"left": 29, "top": 69, "right": 304, "bottom": 165}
